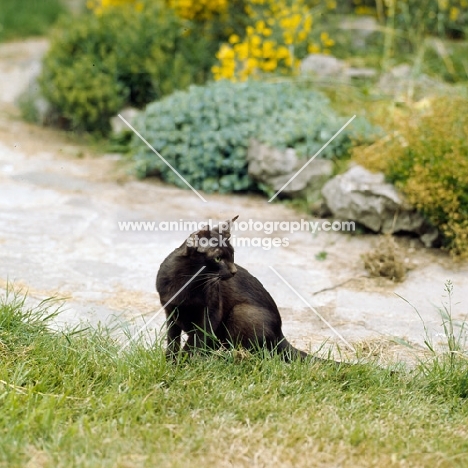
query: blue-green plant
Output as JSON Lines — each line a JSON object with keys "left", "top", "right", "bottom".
{"left": 132, "top": 79, "right": 377, "bottom": 194}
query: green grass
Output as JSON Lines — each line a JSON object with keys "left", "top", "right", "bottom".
{"left": 1, "top": 287, "right": 468, "bottom": 468}
{"left": 0, "top": 0, "right": 65, "bottom": 42}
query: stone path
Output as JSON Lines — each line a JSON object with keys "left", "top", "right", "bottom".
{"left": 1, "top": 39, "right": 467, "bottom": 362}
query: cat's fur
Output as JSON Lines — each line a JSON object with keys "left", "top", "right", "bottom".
{"left": 156, "top": 216, "right": 310, "bottom": 361}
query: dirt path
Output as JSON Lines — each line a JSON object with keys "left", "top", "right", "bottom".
{"left": 1, "top": 39, "right": 467, "bottom": 363}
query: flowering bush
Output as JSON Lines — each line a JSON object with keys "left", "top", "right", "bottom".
{"left": 212, "top": 0, "right": 335, "bottom": 81}
{"left": 167, "top": 0, "right": 228, "bottom": 20}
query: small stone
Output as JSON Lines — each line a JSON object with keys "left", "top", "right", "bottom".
{"left": 110, "top": 107, "right": 140, "bottom": 134}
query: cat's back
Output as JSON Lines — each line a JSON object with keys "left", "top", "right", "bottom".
{"left": 222, "top": 264, "right": 279, "bottom": 311}
{"left": 156, "top": 248, "right": 184, "bottom": 300}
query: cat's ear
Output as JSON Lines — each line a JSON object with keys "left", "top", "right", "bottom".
{"left": 215, "top": 215, "right": 238, "bottom": 239}
{"left": 181, "top": 225, "right": 211, "bottom": 256}
{"left": 196, "top": 224, "right": 211, "bottom": 238}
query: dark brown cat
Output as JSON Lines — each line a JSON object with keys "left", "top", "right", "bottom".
{"left": 156, "top": 216, "right": 312, "bottom": 361}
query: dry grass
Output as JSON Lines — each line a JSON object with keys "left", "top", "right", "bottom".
{"left": 362, "top": 235, "right": 407, "bottom": 282}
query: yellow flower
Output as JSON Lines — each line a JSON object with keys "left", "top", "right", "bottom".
{"left": 438, "top": 0, "right": 449, "bottom": 10}
{"left": 262, "top": 39, "right": 275, "bottom": 51}
{"left": 246, "top": 57, "right": 259, "bottom": 70}
{"left": 255, "top": 20, "right": 266, "bottom": 33}
{"left": 283, "top": 32, "right": 294, "bottom": 45}
{"left": 450, "top": 7, "right": 460, "bottom": 21}
{"left": 250, "top": 35, "right": 262, "bottom": 46}
{"left": 261, "top": 59, "right": 278, "bottom": 72}
{"left": 252, "top": 47, "right": 263, "bottom": 58}
{"left": 217, "top": 44, "right": 235, "bottom": 60}
{"left": 234, "top": 42, "right": 250, "bottom": 60}
{"left": 307, "top": 43, "right": 320, "bottom": 54}
{"left": 88, "top": 0, "right": 144, "bottom": 13}
{"left": 280, "top": 17, "right": 291, "bottom": 29}
{"left": 276, "top": 45, "right": 290, "bottom": 59}
{"left": 229, "top": 34, "right": 241, "bottom": 44}
{"left": 290, "top": 13, "right": 301, "bottom": 30}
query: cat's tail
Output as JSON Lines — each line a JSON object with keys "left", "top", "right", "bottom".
{"left": 275, "top": 338, "right": 310, "bottom": 361}
{"left": 276, "top": 339, "right": 343, "bottom": 366}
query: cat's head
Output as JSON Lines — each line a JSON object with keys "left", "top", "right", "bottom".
{"left": 180, "top": 216, "right": 238, "bottom": 281}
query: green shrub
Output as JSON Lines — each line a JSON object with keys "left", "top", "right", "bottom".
{"left": 0, "top": 0, "right": 65, "bottom": 42}
{"left": 387, "top": 0, "right": 468, "bottom": 40}
{"left": 332, "top": 0, "right": 468, "bottom": 40}
{"left": 423, "top": 41, "right": 468, "bottom": 83}
{"left": 354, "top": 97, "right": 468, "bottom": 258}
{"left": 131, "top": 79, "right": 377, "bottom": 194}
{"left": 39, "top": 2, "right": 213, "bottom": 133}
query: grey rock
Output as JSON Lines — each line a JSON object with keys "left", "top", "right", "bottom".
{"left": 111, "top": 107, "right": 140, "bottom": 134}
{"left": 339, "top": 16, "right": 380, "bottom": 49}
{"left": 321, "top": 165, "right": 438, "bottom": 246}
{"left": 12, "top": 50, "right": 57, "bottom": 126}
{"left": 345, "top": 67, "right": 377, "bottom": 79}
{"left": 247, "top": 138, "right": 297, "bottom": 178}
{"left": 377, "top": 64, "right": 446, "bottom": 99}
{"left": 300, "top": 54, "right": 349, "bottom": 81}
{"left": 268, "top": 160, "right": 334, "bottom": 195}
{"left": 300, "top": 54, "right": 377, "bottom": 82}
{"left": 0, "top": 39, "right": 49, "bottom": 104}
{"left": 17, "top": 76, "right": 57, "bottom": 126}
{"left": 247, "top": 139, "right": 333, "bottom": 196}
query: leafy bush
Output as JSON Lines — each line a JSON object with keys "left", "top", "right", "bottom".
{"left": 131, "top": 79, "right": 377, "bottom": 194}
{"left": 423, "top": 41, "right": 468, "bottom": 83}
{"left": 386, "top": 0, "right": 468, "bottom": 40}
{"left": 39, "top": 2, "right": 213, "bottom": 133}
{"left": 328, "top": 0, "right": 468, "bottom": 39}
{"left": 353, "top": 97, "right": 468, "bottom": 258}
